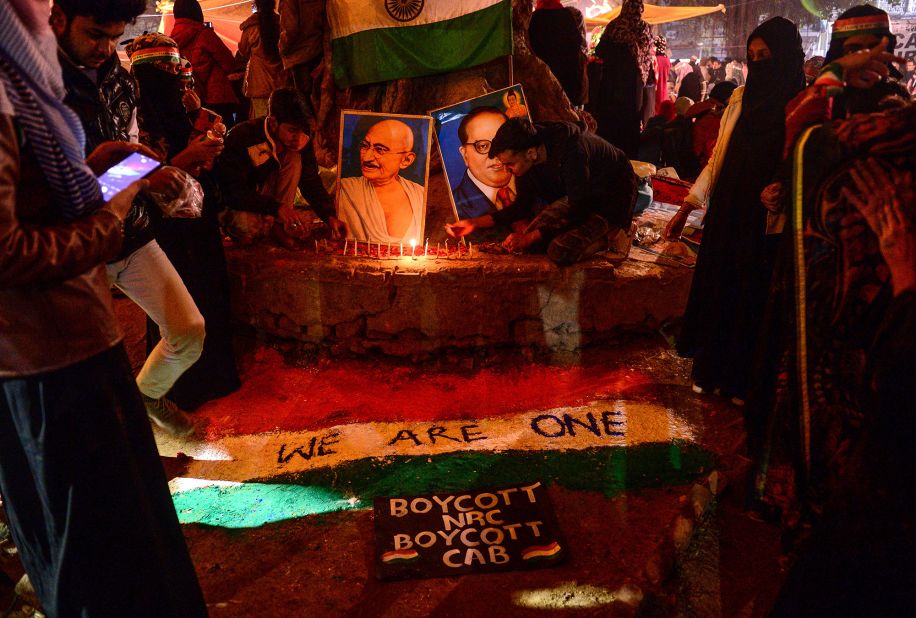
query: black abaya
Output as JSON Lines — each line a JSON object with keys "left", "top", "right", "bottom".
{"left": 676, "top": 17, "right": 805, "bottom": 399}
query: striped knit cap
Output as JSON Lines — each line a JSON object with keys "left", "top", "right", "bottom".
{"left": 125, "top": 32, "right": 182, "bottom": 69}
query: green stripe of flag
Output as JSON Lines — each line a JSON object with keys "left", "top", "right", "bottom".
{"left": 331, "top": 1, "right": 511, "bottom": 89}
{"left": 173, "top": 443, "right": 712, "bottom": 528}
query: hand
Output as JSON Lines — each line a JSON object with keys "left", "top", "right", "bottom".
{"left": 182, "top": 89, "right": 201, "bottom": 113}
{"left": 86, "top": 141, "right": 160, "bottom": 176}
{"left": 834, "top": 37, "right": 906, "bottom": 90}
{"left": 170, "top": 137, "right": 223, "bottom": 173}
{"left": 445, "top": 219, "right": 476, "bottom": 238}
{"left": 104, "top": 179, "right": 149, "bottom": 222}
{"left": 326, "top": 216, "right": 347, "bottom": 239}
{"left": 844, "top": 159, "right": 916, "bottom": 296}
{"left": 146, "top": 166, "right": 185, "bottom": 197}
{"left": 277, "top": 203, "right": 307, "bottom": 231}
{"left": 664, "top": 202, "right": 697, "bottom": 240}
{"left": 760, "top": 182, "right": 784, "bottom": 213}
{"left": 502, "top": 230, "right": 539, "bottom": 252}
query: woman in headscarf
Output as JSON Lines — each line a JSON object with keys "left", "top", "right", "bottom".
{"left": 593, "top": 0, "right": 653, "bottom": 157}
{"left": 529, "top": 0, "right": 588, "bottom": 108}
{"left": 665, "top": 17, "right": 805, "bottom": 403}
{"left": 126, "top": 33, "right": 241, "bottom": 410}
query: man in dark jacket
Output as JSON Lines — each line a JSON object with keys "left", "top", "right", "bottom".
{"left": 52, "top": 0, "right": 206, "bottom": 437}
{"left": 446, "top": 118, "right": 637, "bottom": 266}
{"left": 218, "top": 87, "right": 346, "bottom": 244}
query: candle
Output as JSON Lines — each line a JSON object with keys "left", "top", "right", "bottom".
{"left": 436, "top": 242, "right": 440, "bottom": 258}
{"left": 410, "top": 239, "right": 417, "bottom": 260}
{"left": 399, "top": 241, "right": 403, "bottom": 257}
{"left": 354, "top": 240, "right": 358, "bottom": 257}
{"left": 469, "top": 241, "right": 473, "bottom": 258}
{"left": 343, "top": 239, "right": 348, "bottom": 255}
{"left": 424, "top": 238, "right": 429, "bottom": 257}
{"left": 314, "top": 239, "right": 319, "bottom": 253}
{"left": 387, "top": 242, "right": 391, "bottom": 259}
{"left": 444, "top": 239, "right": 449, "bottom": 258}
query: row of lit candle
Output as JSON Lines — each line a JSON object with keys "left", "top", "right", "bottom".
{"left": 313, "top": 238, "right": 475, "bottom": 259}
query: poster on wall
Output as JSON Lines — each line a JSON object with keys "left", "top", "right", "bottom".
{"left": 336, "top": 111, "right": 433, "bottom": 244}
{"left": 374, "top": 481, "right": 565, "bottom": 581}
{"left": 892, "top": 18, "right": 916, "bottom": 62}
{"left": 429, "top": 85, "right": 531, "bottom": 241}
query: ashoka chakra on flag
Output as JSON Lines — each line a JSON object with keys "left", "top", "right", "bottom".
{"left": 385, "top": 0, "right": 425, "bottom": 22}
{"left": 329, "top": 0, "right": 512, "bottom": 89}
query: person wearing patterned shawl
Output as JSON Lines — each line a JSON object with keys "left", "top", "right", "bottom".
{"left": 593, "top": 0, "right": 653, "bottom": 158}
{"left": 748, "top": 9, "right": 914, "bottom": 608}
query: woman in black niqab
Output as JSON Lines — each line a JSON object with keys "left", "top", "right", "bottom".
{"left": 677, "top": 17, "right": 805, "bottom": 400}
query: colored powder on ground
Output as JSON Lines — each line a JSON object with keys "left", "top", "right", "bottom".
{"left": 197, "top": 348, "right": 654, "bottom": 437}
{"left": 172, "top": 443, "right": 712, "bottom": 529}
{"left": 172, "top": 483, "right": 362, "bottom": 528}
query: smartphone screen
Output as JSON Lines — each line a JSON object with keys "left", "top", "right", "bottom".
{"left": 97, "top": 151, "right": 161, "bottom": 198}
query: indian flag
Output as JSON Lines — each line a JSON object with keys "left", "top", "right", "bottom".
{"left": 521, "top": 541, "right": 562, "bottom": 561}
{"left": 381, "top": 548, "right": 420, "bottom": 563}
{"left": 328, "top": 0, "right": 512, "bottom": 89}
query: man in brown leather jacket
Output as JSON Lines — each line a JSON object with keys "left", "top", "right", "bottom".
{"left": 0, "top": 2, "right": 207, "bottom": 615}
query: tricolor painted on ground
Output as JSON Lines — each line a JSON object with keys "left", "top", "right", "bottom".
{"left": 163, "top": 400, "right": 712, "bottom": 529}
{"left": 328, "top": 0, "right": 512, "bottom": 88}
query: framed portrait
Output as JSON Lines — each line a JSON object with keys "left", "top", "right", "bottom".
{"left": 429, "top": 85, "right": 530, "bottom": 240}
{"left": 336, "top": 110, "right": 433, "bottom": 244}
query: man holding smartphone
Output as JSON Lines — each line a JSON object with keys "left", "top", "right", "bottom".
{"left": 52, "top": 0, "right": 217, "bottom": 436}
{"left": 1, "top": 2, "right": 208, "bottom": 615}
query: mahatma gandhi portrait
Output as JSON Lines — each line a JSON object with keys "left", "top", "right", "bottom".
{"left": 337, "top": 114, "right": 430, "bottom": 243}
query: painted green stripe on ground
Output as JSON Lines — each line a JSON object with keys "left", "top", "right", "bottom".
{"left": 174, "top": 442, "right": 712, "bottom": 528}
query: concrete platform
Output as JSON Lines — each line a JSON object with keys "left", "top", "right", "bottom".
{"left": 226, "top": 246, "right": 693, "bottom": 357}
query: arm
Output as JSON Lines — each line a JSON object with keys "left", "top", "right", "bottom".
{"left": 238, "top": 27, "right": 254, "bottom": 59}
{"left": 215, "top": 132, "right": 281, "bottom": 216}
{"left": 297, "top": 146, "right": 335, "bottom": 222}
{"left": 204, "top": 28, "right": 238, "bottom": 75}
{"left": 278, "top": 0, "right": 300, "bottom": 60}
{"left": 558, "top": 143, "right": 592, "bottom": 230}
{"left": 491, "top": 178, "right": 537, "bottom": 228}
{"left": 0, "top": 114, "right": 123, "bottom": 287}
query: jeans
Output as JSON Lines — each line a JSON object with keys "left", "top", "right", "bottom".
{"left": 0, "top": 345, "right": 208, "bottom": 617}
{"left": 106, "top": 240, "right": 205, "bottom": 400}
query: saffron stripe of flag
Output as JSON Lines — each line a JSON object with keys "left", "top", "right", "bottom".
{"left": 328, "top": 0, "right": 512, "bottom": 89}
{"left": 521, "top": 541, "right": 562, "bottom": 560}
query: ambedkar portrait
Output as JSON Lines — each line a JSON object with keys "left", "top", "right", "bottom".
{"left": 336, "top": 111, "right": 432, "bottom": 243}
{"left": 430, "top": 85, "right": 531, "bottom": 239}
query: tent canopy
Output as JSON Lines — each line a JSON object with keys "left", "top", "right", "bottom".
{"left": 585, "top": 3, "right": 726, "bottom": 27}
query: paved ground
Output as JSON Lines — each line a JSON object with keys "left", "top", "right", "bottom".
{"left": 0, "top": 298, "right": 786, "bottom": 616}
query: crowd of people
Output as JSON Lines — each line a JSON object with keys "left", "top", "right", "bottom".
{"left": 530, "top": 0, "right": 914, "bottom": 612}
{"left": 0, "top": 0, "right": 913, "bottom": 614}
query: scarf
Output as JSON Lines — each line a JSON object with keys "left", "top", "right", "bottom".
{"left": 600, "top": 0, "right": 653, "bottom": 82}
{"left": 0, "top": 2, "right": 102, "bottom": 220}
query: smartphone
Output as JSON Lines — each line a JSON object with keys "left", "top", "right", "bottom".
{"left": 97, "top": 151, "right": 161, "bottom": 198}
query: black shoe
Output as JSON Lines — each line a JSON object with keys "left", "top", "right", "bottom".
{"left": 142, "top": 394, "right": 195, "bottom": 438}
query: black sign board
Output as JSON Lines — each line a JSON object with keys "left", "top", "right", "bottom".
{"left": 374, "top": 481, "right": 565, "bottom": 580}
